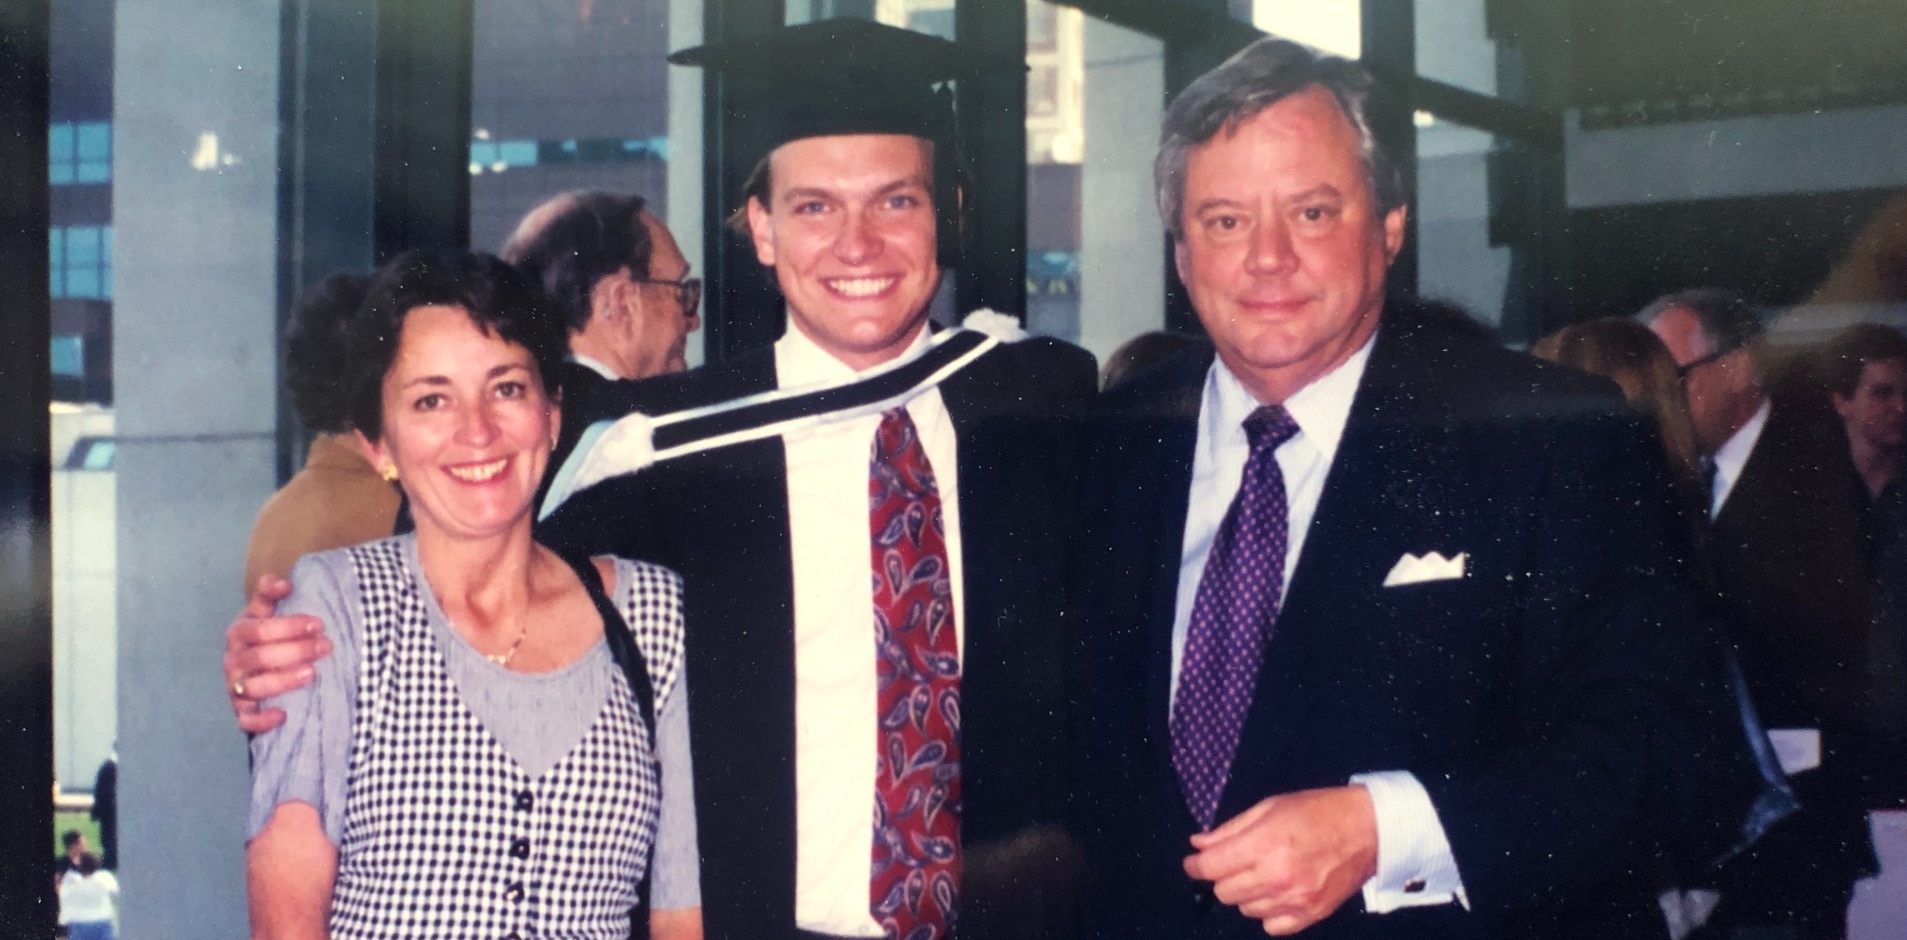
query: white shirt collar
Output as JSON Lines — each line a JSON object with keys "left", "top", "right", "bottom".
{"left": 568, "top": 353, "right": 619, "bottom": 381}
{"left": 1711, "top": 396, "right": 1772, "bottom": 516}
{"left": 774, "top": 320, "right": 932, "bottom": 386}
{"left": 1207, "top": 329, "right": 1376, "bottom": 462}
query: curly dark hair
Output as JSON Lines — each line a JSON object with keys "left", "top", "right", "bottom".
{"left": 344, "top": 250, "right": 568, "bottom": 441}
{"left": 284, "top": 271, "right": 373, "bottom": 434}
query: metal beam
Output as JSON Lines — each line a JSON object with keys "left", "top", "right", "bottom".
{"left": 955, "top": 0, "right": 1029, "bottom": 320}
{"left": 0, "top": 1, "right": 55, "bottom": 933}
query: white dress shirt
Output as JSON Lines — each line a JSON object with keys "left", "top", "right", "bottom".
{"left": 778, "top": 324, "right": 966, "bottom": 937}
{"left": 1170, "top": 333, "right": 1467, "bottom": 914}
{"left": 1709, "top": 398, "right": 1771, "bottom": 518}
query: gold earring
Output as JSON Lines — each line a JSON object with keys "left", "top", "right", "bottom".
{"left": 379, "top": 463, "right": 399, "bottom": 483}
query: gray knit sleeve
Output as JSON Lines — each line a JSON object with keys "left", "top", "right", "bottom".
{"left": 246, "top": 549, "right": 362, "bottom": 845}
{"left": 622, "top": 557, "right": 700, "bottom": 910}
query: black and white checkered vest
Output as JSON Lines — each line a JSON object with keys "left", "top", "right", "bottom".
{"left": 329, "top": 537, "right": 683, "bottom": 940}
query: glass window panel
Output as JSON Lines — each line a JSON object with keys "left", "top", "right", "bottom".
{"left": 77, "top": 122, "right": 110, "bottom": 160}
{"left": 1413, "top": 0, "right": 1507, "bottom": 100}
{"left": 1414, "top": 117, "right": 1512, "bottom": 330}
{"left": 1025, "top": 0, "right": 1163, "bottom": 365}
{"left": 82, "top": 440, "right": 116, "bottom": 472}
{"left": 469, "top": 140, "right": 498, "bottom": 171}
{"left": 66, "top": 269, "right": 99, "bottom": 300}
{"left": 50, "top": 336, "right": 84, "bottom": 377}
{"left": 1246, "top": 0, "right": 1359, "bottom": 58}
{"left": 49, "top": 122, "right": 74, "bottom": 162}
{"left": 101, "top": 237, "right": 113, "bottom": 300}
{"left": 497, "top": 139, "right": 538, "bottom": 168}
{"left": 66, "top": 227, "right": 98, "bottom": 267}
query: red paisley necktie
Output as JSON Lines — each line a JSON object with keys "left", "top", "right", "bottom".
{"left": 868, "top": 406, "right": 961, "bottom": 940}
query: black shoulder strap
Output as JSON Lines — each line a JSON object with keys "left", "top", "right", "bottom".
{"left": 548, "top": 546, "right": 657, "bottom": 940}
{"left": 553, "top": 548, "right": 659, "bottom": 733}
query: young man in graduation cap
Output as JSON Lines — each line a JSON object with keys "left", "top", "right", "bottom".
{"left": 224, "top": 19, "right": 1096, "bottom": 940}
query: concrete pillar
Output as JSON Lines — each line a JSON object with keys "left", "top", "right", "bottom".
{"left": 112, "top": 1, "right": 280, "bottom": 936}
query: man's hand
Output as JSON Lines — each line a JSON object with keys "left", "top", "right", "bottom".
{"left": 225, "top": 574, "right": 332, "bottom": 734}
{"left": 1183, "top": 785, "right": 1379, "bottom": 935}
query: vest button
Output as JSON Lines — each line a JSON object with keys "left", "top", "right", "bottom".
{"left": 510, "top": 837, "right": 531, "bottom": 859}
{"left": 514, "top": 790, "right": 534, "bottom": 812}
{"left": 503, "top": 882, "right": 525, "bottom": 903}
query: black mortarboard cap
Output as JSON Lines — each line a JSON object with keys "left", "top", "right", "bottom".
{"left": 670, "top": 19, "right": 1013, "bottom": 157}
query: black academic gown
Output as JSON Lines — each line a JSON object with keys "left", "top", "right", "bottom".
{"left": 1068, "top": 310, "right": 1740, "bottom": 939}
{"left": 540, "top": 336, "right": 1098, "bottom": 940}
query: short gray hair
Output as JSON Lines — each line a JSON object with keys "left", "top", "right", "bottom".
{"left": 1636, "top": 288, "right": 1764, "bottom": 356}
{"left": 1155, "top": 38, "right": 1405, "bottom": 239}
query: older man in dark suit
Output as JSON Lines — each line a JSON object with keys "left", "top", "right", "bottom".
{"left": 1645, "top": 291, "right": 1877, "bottom": 940}
{"left": 1069, "top": 39, "right": 1725, "bottom": 939}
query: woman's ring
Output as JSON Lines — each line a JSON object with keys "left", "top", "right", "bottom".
{"left": 232, "top": 678, "right": 247, "bottom": 699}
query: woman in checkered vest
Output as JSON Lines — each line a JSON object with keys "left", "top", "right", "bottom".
{"left": 243, "top": 251, "right": 699, "bottom": 940}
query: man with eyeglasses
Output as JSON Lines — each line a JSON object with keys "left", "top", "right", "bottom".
{"left": 504, "top": 189, "right": 703, "bottom": 382}
{"left": 1643, "top": 289, "right": 1877, "bottom": 940}
{"left": 502, "top": 190, "right": 702, "bottom": 465}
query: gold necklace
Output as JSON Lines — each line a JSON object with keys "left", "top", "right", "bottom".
{"left": 484, "top": 614, "right": 530, "bottom": 667}
{"left": 450, "top": 607, "right": 529, "bottom": 667}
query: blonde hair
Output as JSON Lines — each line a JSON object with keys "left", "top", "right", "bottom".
{"left": 1534, "top": 318, "right": 1704, "bottom": 502}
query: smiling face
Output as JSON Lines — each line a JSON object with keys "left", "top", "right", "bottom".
{"left": 1173, "top": 86, "right": 1406, "bottom": 405}
{"left": 746, "top": 133, "right": 941, "bottom": 370}
{"left": 359, "top": 304, "right": 558, "bottom": 544}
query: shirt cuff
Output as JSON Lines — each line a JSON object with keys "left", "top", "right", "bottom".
{"left": 1349, "top": 770, "right": 1468, "bottom": 915}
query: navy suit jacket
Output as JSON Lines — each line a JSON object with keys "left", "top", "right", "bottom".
{"left": 540, "top": 336, "right": 1097, "bottom": 940}
{"left": 1069, "top": 312, "right": 1731, "bottom": 939}
{"left": 1703, "top": 400, "right": 1879, "bottom": 900}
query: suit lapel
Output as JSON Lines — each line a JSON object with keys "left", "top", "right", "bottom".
{"left": 1139, "top": 358, "right": 1211, "bottom": 794}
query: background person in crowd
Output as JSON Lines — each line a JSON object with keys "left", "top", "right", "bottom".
{"left": 1533, "top": 317, "right": 1706, "bottom": 511}
{"left": 1070, "top": 37, "right": 1728, "bottom": 939}
{"left": 58, "top": 853, "right": 119, "bottom": 940}
{"left": 242, "top": 272, "right": 400, "bottom": 595}
{"left": 503, "top": 191, "right": 700, "bottom": 385}
{"left": 90, "top": 749, "right": 115, "bottom": 871}
{"left": 226, "top": 21, "right": 1096, "bottom": 940}
{"left": 56, "top": 830, "right": 85, "bottom": 880}
{"left": 501, "top": 189, "right": 702, "bottom": 483}
{"left": 1823, "top": 322, "right": 1907, "bottom": 805}
{"left": 1825, "top": 323, "right": 1907, "bottom": 514}
{"left": 1534, "top": 317, "right": 1792, "bottom": 938}
{"left": 1101, "top": 330, "right": 1201, "bottom": 390}
{"left": 243, "top": 251, "right": 699, "bottom": 940}
{"left": 1644, "top": 289, "right": 1878, "bottom": 940}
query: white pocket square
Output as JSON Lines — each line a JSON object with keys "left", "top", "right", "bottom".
{"left": 1382, "top": 551, "right": 1467, "bottom": 588}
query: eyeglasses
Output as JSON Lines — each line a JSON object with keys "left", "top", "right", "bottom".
{"left": 632, "top": 275, "right": 702, "bottom": 317}
{"left": 1675, "top": 345, "right": 1739, "bottom": 381}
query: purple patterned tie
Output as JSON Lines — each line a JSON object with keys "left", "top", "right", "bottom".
{"left": 1171, "top": 404, "right": 1301, "bottom": 829}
